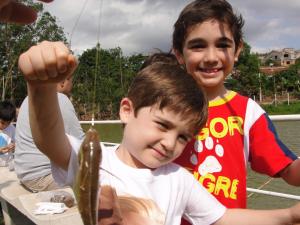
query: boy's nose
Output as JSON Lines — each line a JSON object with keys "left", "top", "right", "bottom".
{"left": 204, "top": 47, "right": 218, "bottom": 63}
{"left": 161, "top": 133, "right": 177, "bottom": 152}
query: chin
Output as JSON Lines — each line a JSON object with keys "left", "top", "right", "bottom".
{"left": 145, "top": 161, "right": 165, "bottom": 169}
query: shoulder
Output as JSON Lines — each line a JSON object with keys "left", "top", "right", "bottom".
{"left": 244, "top": 97, "right": 266, "bottom": 122}
{"left": 100, "top": 143, "right": 119, "bottom": 161}
{"left": 4, "top": 124, "right": 15, "bottom": 132}
{"left": 159, "top": 162, "right": 195, "bottom": 181}
{"left": 230, "top": 91, "right": 250, "bottom": 104}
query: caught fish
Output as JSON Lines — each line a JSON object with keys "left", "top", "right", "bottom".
{"left": 74, "top": 127, "right": 102, "bottom": 225}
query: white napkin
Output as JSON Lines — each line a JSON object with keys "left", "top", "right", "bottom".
{"left": 34, "top": 202, "right": 67, "bottom": 215}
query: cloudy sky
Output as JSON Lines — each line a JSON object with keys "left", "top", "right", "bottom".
{"left": 43, "top": 0, "right": 300, "bottom": 56}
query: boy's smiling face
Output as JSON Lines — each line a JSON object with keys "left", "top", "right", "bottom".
{"left": 117, "top": 98, "right": 193, "bottom": 169}
{"left": 175, "top": 19, "right": 242, "bottom": 98}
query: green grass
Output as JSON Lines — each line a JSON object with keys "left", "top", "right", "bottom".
{"left": 261, "top": 101, "right": 300, "bottom": 115}
{"left": 82, "top": 123, "right": 123, "bottom": 143}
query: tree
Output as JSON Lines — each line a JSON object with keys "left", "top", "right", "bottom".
{"left": 0, "top": 0, "right": 67, "bottom": 105}
{"left": 72, "top": 45, "right": 145, "bottom": 120}
{"left": 226, "top": 42, "right": 260, "bottom": 97}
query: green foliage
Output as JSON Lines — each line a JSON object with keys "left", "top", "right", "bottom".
{"left": 0, "top": 0, "right": 66, "bottom": 106}
{"left": 227, "top": 42, "right": 260, "bottom": 96}
{"left": 72, "top": 45, "right": 146, "bottom": 119}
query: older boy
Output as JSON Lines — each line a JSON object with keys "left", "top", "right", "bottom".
{"left": 18, "top": 41, "right": 300, "bottom": 225}
{"left": 173, "top": 0, "right": 300, "bottom": 210}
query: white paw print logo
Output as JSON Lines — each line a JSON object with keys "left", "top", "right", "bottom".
{"left": 190, "top": 136, "right": 224, "bottom": 176}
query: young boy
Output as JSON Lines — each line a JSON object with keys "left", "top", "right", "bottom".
{"left": 172, "top": 0, "right": 300, "bottom": 209}
{"left": 0, "top": 100, "right": 16, "bottom": 154}
{"left": 18, "top": 41, "right": 300, "bottom": 225}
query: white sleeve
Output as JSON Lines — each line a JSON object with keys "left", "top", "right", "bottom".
{"left": 183, "top": 172, "right": 226, "bottom": 225}
{"left": 51, "top": 134, "right": 82, "bottom": 187}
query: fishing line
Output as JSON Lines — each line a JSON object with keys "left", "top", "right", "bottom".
{"left": 68, "top": 0, "right": 90, "bottom": 49}
{"left": 67, "top": 0, "right": 89, "bottom": 92}
{"left": 247, "top": 177, "right": 273, "bottom": 198}
{"left": 67, "top": 0, "right": 104, "bottom": 124}
{"left": 92, "top": 0, "right": 104, "bottom": 125}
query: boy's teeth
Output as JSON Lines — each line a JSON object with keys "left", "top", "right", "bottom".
{"left": 204, "top": 69, "right": 218, "bottom": 73}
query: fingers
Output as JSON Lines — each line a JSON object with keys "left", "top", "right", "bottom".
{"left": 18, "top": 41, "right": 77, "bottom": 84}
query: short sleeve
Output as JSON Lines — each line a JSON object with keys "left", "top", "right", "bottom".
{"left": 51, "top": 134, "right": 82, "bottom": 186}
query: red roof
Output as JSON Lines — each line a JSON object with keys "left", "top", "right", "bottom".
{"left": 259, "top": 66, "right": 288, "bottom": 76}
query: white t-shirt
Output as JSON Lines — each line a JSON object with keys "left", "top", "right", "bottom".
{"left": 3, "top": 124, "right": 15, "bottom": 142}
{"left": 52, "top": 136, "right": 226, "bottom": 225}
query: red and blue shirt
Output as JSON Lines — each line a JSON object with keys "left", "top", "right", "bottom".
{"left": 176, "top": 91, "right": 297, "bottom": 209}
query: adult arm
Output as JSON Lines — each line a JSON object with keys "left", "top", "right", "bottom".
{"left": 0, "top": 0, "right": 53, "bottom": 24}
{"left": 18, "top": 41, "right": 77, "bottom": 170}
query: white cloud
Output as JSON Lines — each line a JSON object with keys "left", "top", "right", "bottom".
{"left": 43, "top": 0, "right": 300, "bottom": 55}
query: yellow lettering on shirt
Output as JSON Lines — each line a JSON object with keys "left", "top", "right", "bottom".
{"left": 196, "top": 116, "right": 243, "bottom": 140}
{"left": 197, "top": 172, "right": 238, "bottom": 200}
{"left": 228, "top": 116, "right": 244, "bottom": 136}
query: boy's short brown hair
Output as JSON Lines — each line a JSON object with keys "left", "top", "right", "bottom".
{"left": 127, "top": 63, "right": 208, "bottom": 134}
{"left": 140, "top": 51, "right": 179, "bottom": 70}
{"left": 173, "top": 0, "right": 244, "bottom": 53}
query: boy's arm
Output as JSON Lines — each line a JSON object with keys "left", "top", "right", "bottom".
{"left": 279, "top": 158, "right": 300, "bottom": 186}
{"left": 214, "top": 203, "right": 300, "bottom": 225}
{"left": 18, "top": 41, "right": 77, "bottom": 170}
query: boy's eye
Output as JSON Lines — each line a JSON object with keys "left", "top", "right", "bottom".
{"left": 190, "top": 43, "right": 206, "bottom": 49}
{"left": 156, "top": 121, "right": 168, "bottom": 130}
{"left": 217, "top": 43, "right": 231, "bottom": 48}
{"left": 178, "top": 134, "right": 190, "bottom": 144}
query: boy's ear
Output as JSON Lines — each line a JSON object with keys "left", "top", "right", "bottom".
{"left": 173, "top": 48, "right": 185, "bottom": 65}
{"left": 119, "top": 98, "right": 134, "bottom": 123}
{"left": 234, "top": 42, "right": 244, "bottom": 62}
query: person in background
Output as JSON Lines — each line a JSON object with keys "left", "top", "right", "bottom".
{"left": 14, "top": 74, "right": 85, "bottom": 192}
{"left": 0, "top": 100, "right": 16, "bottom": 154}
{"left": 0, "top": 0, "right": 53, "bottom": 24}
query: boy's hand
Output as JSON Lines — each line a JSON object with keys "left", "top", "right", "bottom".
{"left": 0, "top": 143, "right": 15, "bottom": 153}
{"left": 18, "top": 41, "right": 77, "bottom": 85}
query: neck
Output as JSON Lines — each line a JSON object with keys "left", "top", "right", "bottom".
{"left": 204, "top": 85, "right": 229, "bottom": 102}
{"left": 116, "top": 144, "right": 146, "bottom": 169}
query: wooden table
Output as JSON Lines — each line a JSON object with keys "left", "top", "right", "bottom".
{"left": 0, "top": 166, "right": 84, "bottom": 225}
